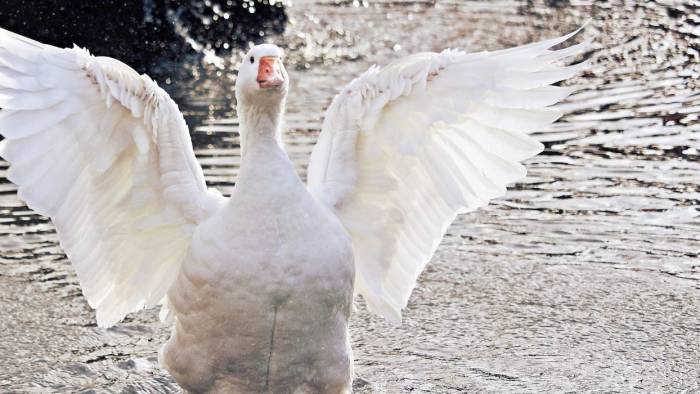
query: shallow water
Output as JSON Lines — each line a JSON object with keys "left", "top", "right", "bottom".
{"left": 1, "top": 0, "right": 699, "bottom": 392}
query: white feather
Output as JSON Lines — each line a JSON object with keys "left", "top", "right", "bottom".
{"left": 0, "top": 27, "right": 225, "bottom": 327}
{"left": 307, "top": 27, "right": 588, "bottom": 323}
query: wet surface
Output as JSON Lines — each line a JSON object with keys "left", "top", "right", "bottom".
{"left": 1, "top": 0, "right": 700, "bottom": 392}
{"left": 0, "top": 0, "right": 287, "bottom": 72}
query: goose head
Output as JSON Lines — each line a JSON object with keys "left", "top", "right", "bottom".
{"left": 235, "top": 44, "right": 288, "bottom": 109}
{"left": 235, "top": 44, "right": 288, "bottom": 153}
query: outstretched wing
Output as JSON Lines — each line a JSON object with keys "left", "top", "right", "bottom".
{"left": 307, "top": 27, "right": 588, "bottom": 322}
{"left": 0, "top": 28, "right": 225, "bottom": 327}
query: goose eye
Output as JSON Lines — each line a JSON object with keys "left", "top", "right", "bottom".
{"left": 250, "top": 56, "right": 255, "bottom": 64}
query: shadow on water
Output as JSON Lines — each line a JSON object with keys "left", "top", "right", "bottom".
{"left": 0, "top": 0, "right": 287, "bottom": 73}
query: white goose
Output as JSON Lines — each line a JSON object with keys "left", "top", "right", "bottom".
{"left": 0, "top": 27, "right": 586, "bottom": 392}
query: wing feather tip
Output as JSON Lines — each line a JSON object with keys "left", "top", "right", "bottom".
{"left": 363, "top": 294, "right": 404, "bottom": 326}
{"left": 381, "top": 308, "right": 403, "bottom": 326}
{"left": 95, "top": 310, "right": 120, "bottom": 328}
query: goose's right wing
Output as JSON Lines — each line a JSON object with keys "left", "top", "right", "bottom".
{"left": 0, "top": 28, "right": 225, "bottom": 327}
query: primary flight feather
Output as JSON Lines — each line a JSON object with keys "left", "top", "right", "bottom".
{"left": 0, "top": 25, "right": 587, "bottom": 393}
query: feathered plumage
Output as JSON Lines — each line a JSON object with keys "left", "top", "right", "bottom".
{"left": 0, "top": 28, "right": 224, "bottom": 327}
{"left": 308, "top": 27, "right": 588, "bottom": 322}
{"left": 0, "top": 24, "right": 587, "bottom": 392}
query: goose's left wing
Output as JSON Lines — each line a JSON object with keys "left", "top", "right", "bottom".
{"left": 307, "top": 28, "right": 588, "bottom": 322}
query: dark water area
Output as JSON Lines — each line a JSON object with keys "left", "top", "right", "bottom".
{"left": 1, "top": 0, "right": 700, "bottom": 392}
{"left": 0, "top": 0, "right": 286, "bottom": 72}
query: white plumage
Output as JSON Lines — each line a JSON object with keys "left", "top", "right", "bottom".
{"left": 0, "top": 28, "right": 225, "bottom": 327}
{"left": 0, "top": 25, "right": 587, "bottom": 392}
{"left": 308, "top": 27, "right": 589, "bottom": 323}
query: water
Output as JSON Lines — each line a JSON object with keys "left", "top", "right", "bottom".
{"left": 1, "top": 0, "right": 699, "bottom": 392}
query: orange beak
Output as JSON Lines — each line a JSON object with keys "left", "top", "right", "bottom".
{"left": 256, "top": 56, "right": 284, "bottom": 88}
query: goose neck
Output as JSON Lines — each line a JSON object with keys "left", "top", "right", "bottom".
{"left": 238, "top": 100, "right": 284, "bottom": 157}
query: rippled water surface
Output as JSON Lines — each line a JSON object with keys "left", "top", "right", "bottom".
{"left": 1, "top": 1, "right": 699, "bottom": 392}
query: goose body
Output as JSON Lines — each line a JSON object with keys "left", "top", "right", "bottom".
{"left": 0, "top": 27, "right": 587, "bottom": 392}
{"left": 163, "top": 125, "right": 355, "bottom": 392}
